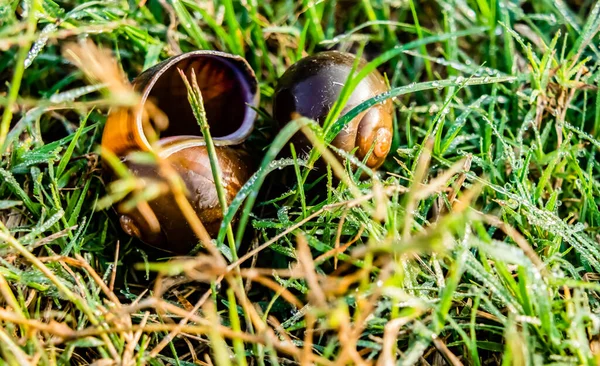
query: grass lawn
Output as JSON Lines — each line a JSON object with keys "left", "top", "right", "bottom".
{"left": 1, "top": 0, "right": 600, "bottom": 364}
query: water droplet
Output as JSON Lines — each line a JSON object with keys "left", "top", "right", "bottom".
{"left": 507, "top": 199, "right": 519, "bottom": 209}
{"left": 24, "top": 23, "right": 58, "bottom": 69}
{"left": 513, "top": 160, "right": 522, "bottom": 170}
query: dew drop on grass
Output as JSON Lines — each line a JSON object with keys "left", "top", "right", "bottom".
{"left": 513, "top": 160, "right": 522, "bottom": 170}
{"left": 432, "top": 81, "right": 443, "bottom": 90}
{"left": 507, "top": 198, "right": 519, "bottom": 209}
{"left": 25, "top": 23, "right": 58, "bottom": 69}
{"left": 50, "top": 84, "right": 105, "bottom": 103}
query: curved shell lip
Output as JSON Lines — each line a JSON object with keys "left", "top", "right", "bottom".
{"left": 134, "top": 50, "right": 259, "bottom": 156}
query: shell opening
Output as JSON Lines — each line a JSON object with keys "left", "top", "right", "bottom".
{"left": 143, "top": 53, "right": 256, "bottom": 145}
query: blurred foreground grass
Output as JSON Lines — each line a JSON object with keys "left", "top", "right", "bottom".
{"left": 1, "top": 0, "right": 600, "bottom": 364}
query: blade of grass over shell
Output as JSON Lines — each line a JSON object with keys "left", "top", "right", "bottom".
{"left": 178, "top": 68, "right": 237, "bottom": 260}
{"left": 178, "top": 69, "right": 261, "bottom": 358}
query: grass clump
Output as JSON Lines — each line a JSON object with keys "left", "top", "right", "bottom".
{"left": 1, "top": 0, "right": 600, "bottom": 364}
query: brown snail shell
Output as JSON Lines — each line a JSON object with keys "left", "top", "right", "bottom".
{"left": 273, "top": 51, "right": 393, "bottom": 170}
{"left": 102, "top": 51, "right": 259, "bottom": 254}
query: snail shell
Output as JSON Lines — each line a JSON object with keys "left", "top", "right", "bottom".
{"left": 102, "top": 51, "right": 259, "bottom": 254}
{"left": 273, "top": 51, "right": 393, "bottom": 170}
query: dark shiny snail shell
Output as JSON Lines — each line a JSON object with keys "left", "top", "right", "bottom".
{"left": 273, "top": 51, "right": 393, "bottom": 170}
{"left": 102, "top": 51, "right": 259, "bottom": 254}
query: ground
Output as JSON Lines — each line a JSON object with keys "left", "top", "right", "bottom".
{"left": 0, "top": 0, "right": 599, "bottom": 365}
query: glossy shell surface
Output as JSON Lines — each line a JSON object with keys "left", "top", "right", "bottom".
{"left": 273, "top": 51, "right": 393, "bottom": 169}
{"left": 118, "top": 146, "right": 251, "bottom": 254}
